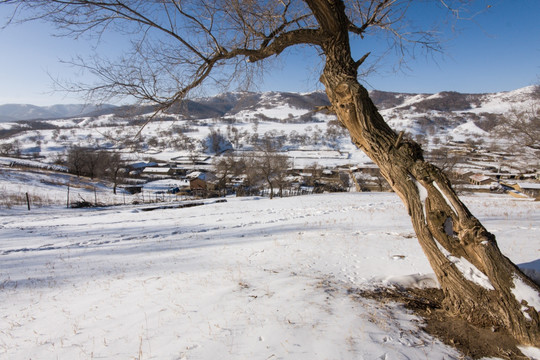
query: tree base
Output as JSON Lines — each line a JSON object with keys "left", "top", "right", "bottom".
{"left": 350, "top": 286, "right": 531, "bottom": 359}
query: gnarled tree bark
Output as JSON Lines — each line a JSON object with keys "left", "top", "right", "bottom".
{"left": 306, "top": 0, "right": 540, "bottom": 346}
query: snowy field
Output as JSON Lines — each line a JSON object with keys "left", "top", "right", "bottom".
{"left": 1, "top": 192, "right": 539, "bottom": 359}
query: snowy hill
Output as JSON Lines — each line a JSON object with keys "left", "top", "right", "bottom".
{"left": 1, "top": 85, "right": 537, "bottom": 154}
{"left": 1, "top": 86, "right": 540, "bottom": 359}
{"left": 3, "top": 85, "right": 537, "bottom": 122}
{"left": 1, "top": 192, "right": 539, "bottom": 359}
{"left": 0, "top": 103, "right": 117, "bottom": 122}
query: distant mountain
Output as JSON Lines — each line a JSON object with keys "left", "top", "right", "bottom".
{"left": 2, "top": 85, "right": 538, "bottom": 123}
{"left": 84, "top": 91, "right": 332, "bottom": 120}
{"left": 0, "top": 103, "right": 117, "bottom": 122}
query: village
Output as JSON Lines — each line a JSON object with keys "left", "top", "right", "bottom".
{"left": 1, "top": 87, "right": 539, "bottom": 208}
{"left": 123, "top": 142, "right": 540, "bottom": 202}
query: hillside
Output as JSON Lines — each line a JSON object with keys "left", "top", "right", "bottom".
{"left": 2, "top": 86, "right": 537, "bottom": 122}
{"left": 0, "top": 85, "right": 538, "bottom": 203}
{"left": 1, "top": 192, "right": 539, "bottom": 359}
{"left": 0, "top": 103, "right": 117, "bottom": 122}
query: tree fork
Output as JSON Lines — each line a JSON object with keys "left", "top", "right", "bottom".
{"left": 304, "top": 0, "right": 540, "bottom": 345}
{"left": 322, "top": 75, "right": 540, "bottom": 345}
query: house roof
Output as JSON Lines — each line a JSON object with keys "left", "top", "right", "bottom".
{"left": 186, "top": 171, "right": 217, "bottom": 181}
{"left": 517, "top": 183, "right": 540, "bottom": 190}
{"left": 469, "top": 174, "right": 492, "bottom": 183}
{"left": 186, "top": 171, "right": 204, "bottom": 180}
{"left": 130, "top": 161, "right": 158, "bottom": 169}
{"left": 170, "top": 154, "right": 210, "bottom": 163}
{"left": 143, "top": 167, "right": 172, "bottom": 173}
{"left": 453, "top": 168, "right": 474, "bottom": 175}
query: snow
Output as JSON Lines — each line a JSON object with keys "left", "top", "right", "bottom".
{"left": 1, "top": 86, "right": 540, "bottom": 358}
{"left": 1, "top": 191, "right": 538, "bottom": 359}
{"left": 1, "top": 86, "right": 538, "bottom": 178}
{"left": 0, "top": 122, "right": 26, "bottom": 130}
{"left": 433, "top": 181, "right": 458, "bottom": 216}
{"left": 512, "top": 273, "right": 540, "bottom": 316}
{"left": 465, "top": 86, "right": 539, "bottom": 115}
{"left": 412, "top": 177, "right": 428, "bottom": 220}
{"left": 519, "top": 346, "right": 540, "bottom": 360}
{"left": 255, "top": 104, "right": 308, "bottom": 120}
{"left": 518, "top": 183, "right": 540, "bottom": 190}
{"left": 0, "top": 156, "right": 68, "bottom": 172}
{"left": 450, "top": 121, "right": 488, "bottom": 140}
{"left": 436, "top": 241, "right": 495, "bottom": 291}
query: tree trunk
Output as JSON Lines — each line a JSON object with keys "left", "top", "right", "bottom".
{"left": 268, "top": 179, "right": 274, "bottom": 199}
{"left": 306, "top": 0, "right": 540, "bottom": 346}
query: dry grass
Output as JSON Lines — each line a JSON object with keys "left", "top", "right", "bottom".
{"left": 0, "top": 193, "right": 53, "bottom": 209}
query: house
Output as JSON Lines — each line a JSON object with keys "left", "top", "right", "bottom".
{"left": 128, "top": 161, "right": 158, "bottom": 170}
{"left": 170, "top": 153, "right": 211, "bottom": 165}
{"left": 469, "top": 174, "right": 493, "bottom": 186}
{"left": 186, "top": 171, "right": 217, "bottom": 195}
{"left": 189, "top": 177, "right": 207, "bottom": 192}
{"left": 452, "top": 168, "right": 474, "bottom": 180}
{"left": 502, "top": 182, "right": 540, "bottom": 199}
{"left": 485, "top": 172, "right": 522, "bottom": 181}
{"left": 126, "top": 161, "right": 158, "bottom": 176}
{"left": 142, "top": 167, "right": 175, "bottom": 178}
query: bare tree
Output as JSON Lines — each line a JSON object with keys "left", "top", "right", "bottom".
{"left": 2, "top": 0, "right": 539, "bottom": 346}
{"left": 427, "top": 147, "right": 463, "bottom": 175}
{"left": 65, "top": 146, "right": 88, "bottom": 177}
{"left": 84, "top": 149, "right": 105, "bottom": 179}
{"left": 495, "top": 106, "right": 540, "bottom": 150}
{"left": 203, "top": 128, "right": 232, "bottom": 154}
{"left": 255, "top": 137, "right": 291, "bottom": 199}
{"left": 0, "top": 140, "right": 21, "bottom": 156}
{"left": 271, "top": 154, "right": 292, "bottom": 197}
{"left": 104, "top": 151, "right": 124, "bottom": 194}
{"left": 239, "top": 152, "right": 264, "bottom": 196}
{"left": 213, "top": 152, "right": 245, "bottom": 196}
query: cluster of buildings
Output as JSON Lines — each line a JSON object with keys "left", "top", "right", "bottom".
{"left": 122, "top": 148, "right": 540, "bottom": 200}
{"left": 456, "top": 169, "right": 540, "bottom": 200}
{"left": 123, "top": 151, "right": 376, "bottom": 197}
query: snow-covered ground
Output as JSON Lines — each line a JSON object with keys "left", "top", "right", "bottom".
{"left": 1, "top": 192, "right": 539, "bottom": 359}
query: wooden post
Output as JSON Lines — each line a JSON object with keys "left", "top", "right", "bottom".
{"left": 349, "top": 168, "right": 361, "bottom": 192}
{"left": 94, "top": 186, "right": 97, "bottom": 206}
{"left": 25, "top": 192, "right": 30, "bottom": 211}
{"left": 67, "top": 184, "right": 70, "bottom": 208}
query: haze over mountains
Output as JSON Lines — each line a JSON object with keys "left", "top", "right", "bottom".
{"left": 0, "top": 103, "right": 116, "bottom": 122}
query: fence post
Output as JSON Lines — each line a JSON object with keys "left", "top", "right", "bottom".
{"left": 25, "top": 192, "right": 30, "bottom": 211}
{"left": 67, "top": 184, "right": 70, "bottom": 208}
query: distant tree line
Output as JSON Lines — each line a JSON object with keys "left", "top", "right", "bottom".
{"left": 62, "top": 146, "right": 124, "bottom": 194}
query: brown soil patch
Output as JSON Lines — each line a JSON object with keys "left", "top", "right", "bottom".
{"left": 348, "top": 287, "right": 530, "bottom": 360}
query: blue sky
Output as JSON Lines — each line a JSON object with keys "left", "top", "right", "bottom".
{"left": 0, "top": 0, "right": 539, "bottom": 106}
